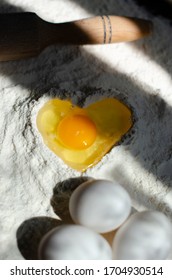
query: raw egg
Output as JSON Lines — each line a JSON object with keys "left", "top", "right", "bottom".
{"left": 112, "top": 210, "right": 172, "bottom": 260}
{"left": 36, "top": 98, "right": 132, "bottom": 171}
{"left": 69, "top": 179, "right": 131, "bottom": 233}
{"left": 38, "top": 224, "right": 112, "bottom": 260}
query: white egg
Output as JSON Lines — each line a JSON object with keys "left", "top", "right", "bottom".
{"left": 38, "top": 224, "right": 112, "bottom": 260}
{"left": 112, "top": 210, "right": 172, "bottom": 260}
{"left": 69, "top": 179, "right": 131, "bottom": 233}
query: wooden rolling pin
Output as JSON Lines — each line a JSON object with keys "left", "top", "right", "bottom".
{"left": 0, "top": 13, "right": 152, "bottom": 61}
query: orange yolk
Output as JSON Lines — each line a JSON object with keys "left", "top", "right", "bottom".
{"left": 57, "top": 114, "right": 97, "bottom": 150}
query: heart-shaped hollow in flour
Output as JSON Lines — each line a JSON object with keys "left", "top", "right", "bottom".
{"left": 36, "top": 98, "right": 133, "bottom": 171}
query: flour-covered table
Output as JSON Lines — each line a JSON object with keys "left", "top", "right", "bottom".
{"left": 0, "top": 0, "right": 172, "bottom": 259}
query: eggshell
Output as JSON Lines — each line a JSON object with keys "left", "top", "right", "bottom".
{"left": 38, "top": 224, "right": 112, "bottom": 260}
{"left": 69, "top": 179, "right": 131, "bottom": 233}
{"left": 112, "top": 210, "right": 172, "bottom": 260}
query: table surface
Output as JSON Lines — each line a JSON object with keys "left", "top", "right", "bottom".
{"left": 0, "top": 0, "right": 172, "bottom": 259}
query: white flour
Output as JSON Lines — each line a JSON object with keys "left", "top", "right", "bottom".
{"left": 0, "top": 0, "right": 172, "bottom": 259}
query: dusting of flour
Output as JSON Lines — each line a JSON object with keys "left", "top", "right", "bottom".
{"left": 0, "top": 0, "right": 172, "bottom": 259}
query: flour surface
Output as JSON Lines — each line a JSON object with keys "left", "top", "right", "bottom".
{"left": 0, "top": 0, "right": 172, "bottom": 259}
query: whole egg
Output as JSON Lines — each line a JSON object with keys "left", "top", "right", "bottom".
{"left": 69, "top": 179, "right": 131, "bottom": 233}
{"left": 112, "top": 210, "right": 172, "bottom": 259}
{"left": 38, "top": 224, "right": 112, "bottom": 260}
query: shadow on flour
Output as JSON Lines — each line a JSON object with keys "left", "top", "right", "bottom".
{"left": 134, "top": 0, "right": 172, "bottom": 21}
{"left": 69, "top": 0, "right": 172, "bottom": 79}
{"left": 0, "top": 0, "right": 23, "bottom": 13}
{"left": 16, "top": 216, "right": 64, "bottom": 259}
{"left": 0, "top": 2, "right": 171, "bottom": 185}
{"left": 70, "top": 0, "right": 172, "bottom": 21}
{"left": 50, "top": 176, "right": 91, "bottom": 222}
{"left": 16, "top": 176, "right": 90, "bottom": 259}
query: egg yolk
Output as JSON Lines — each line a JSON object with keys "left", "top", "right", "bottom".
{"left": 57, "top": 114, "right": 97, "bottom": 150}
